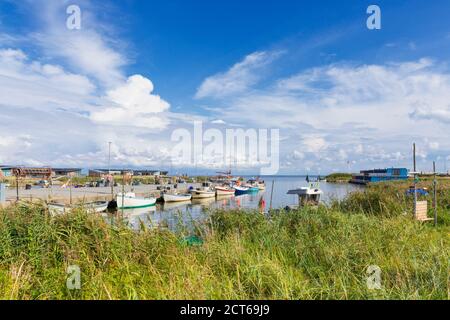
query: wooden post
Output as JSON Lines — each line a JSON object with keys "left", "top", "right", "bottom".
{"left": 413, "top": 143, "right": 417, "bottom": 219}
{"left": 269, "top": 180, "right": 275, "bottom": 210}
{"left": 69, "top": 183, "right": 73, "bottom": 205}
{"left": 121, "top": 170, "right": 125, "bottom": 217}
{"left": 15, "top": 175, "right": 19, "bottom": 202}
{"left": 110, "top": 177, "right": 114, "bottom": 201}
{"left": 433, "top": 161, "right": 438, "bottom": 226}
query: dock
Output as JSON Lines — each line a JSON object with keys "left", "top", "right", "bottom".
{"left": 2, "top": 184, "right": 198, "bottom": 206}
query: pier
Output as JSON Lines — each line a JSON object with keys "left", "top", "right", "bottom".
{"left": 1, "top": 184, "right": 197, "bottom": 206}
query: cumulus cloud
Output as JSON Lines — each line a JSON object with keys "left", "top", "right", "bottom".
{"left": 28, "top": 0, "right": 127, "bottom": 88}
{"left": 204, "top": 54, "right": 450, "bottom": 172}
{"left": 0, "top": 1, "right": 174, "bottom": 167}
{"left": 91, "top": 75, "right": 170, "bottom": 130}
{"left": 0, "top": 48, "right": 96, "bottom": 112}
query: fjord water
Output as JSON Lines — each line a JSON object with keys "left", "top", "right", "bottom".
{"left": 117, "top": 176, "right": 363, "bottom": 230}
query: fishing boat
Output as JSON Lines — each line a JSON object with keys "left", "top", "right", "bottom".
{"left": 116, "top": 192, "right": 157, "bottom": 209}
{"left": 47, "top": 201, "right": 108, "bottom": 214}
{"left": 256, "top": 181, "right": 266, "bottom": 190}
{"left": 215, "top": 185, "right": 235, "bottom": 196}
{"left": 233, "top": 185, "right": 250, "bottom": 195}
{"left": 190, "top": 182, "right": 216, "bottom": 199}
{"left": 247, "top": 179, "right": 265, "bottom": 192}
{"left": 163, "top": 193, "right": 192, "bottom": 202}
{"left": 287, "top": 183, "right": 323, "bottom": 208}
{"left": 243, "top": 183, "right": 259, "bottom": 193}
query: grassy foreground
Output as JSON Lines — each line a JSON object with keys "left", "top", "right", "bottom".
{"left": 0, "top": 184, "right": 449, "bottom": 300}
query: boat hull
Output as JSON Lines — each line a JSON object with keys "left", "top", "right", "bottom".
{"left": 233, "top": 186, "right": 250, "bottom": 195}
{"left": 48, "top": 201, "right": 108, "bottom": 214}
{"left": 215, "top": 187, "right": 235, "bottom": 196}
{"left": 163, "top": 193, "right": 192, "bottom": 202}
{"left": 117, "top": 195, "right": 156, "bottom": 209}
{"left": 190, "top": 190, "right": 216, "bottom": 199}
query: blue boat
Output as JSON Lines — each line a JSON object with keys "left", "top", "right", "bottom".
{"left": 234, "top": 186, "right": 250, "bottom": 195}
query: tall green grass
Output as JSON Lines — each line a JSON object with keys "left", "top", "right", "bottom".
{"left": 0, "top": 198, "right": 448, "bottom": 300}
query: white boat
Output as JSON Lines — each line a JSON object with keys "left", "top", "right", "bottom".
{"left": 190, "top": 189, "right": 216, "bottom": 199}
{"left": 287, "top": 184, "right": 323, "bottom": 207}
{"left": 215, "top": 185, "right": 235, "bottom": 196}
{"left": 48, "top": 201, "right": 108, "bottom": 214}
{"left": 117, "top": 192, "right": 157, "bottom": 209}
{"left": 163, "top": 193, "right": 192, "bottom": 202}
{"left": 190, "top": 182, "right": 216, "bottom": 199}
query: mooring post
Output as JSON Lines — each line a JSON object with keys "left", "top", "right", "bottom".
{"left": 413, "top": 143, "right": 417, "bottom": 219}
{"left": 433, "top": 161, "right": 438, "bottom": 226}
{"left": 269, "top": 180, "right": 275, "bottom": 210}
{"left": 16, "top": 175, "right": 19, "bottom": 202}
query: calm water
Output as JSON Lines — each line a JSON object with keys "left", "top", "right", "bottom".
{"left": 115, "top": 176, "right": 363, "bottom": 230}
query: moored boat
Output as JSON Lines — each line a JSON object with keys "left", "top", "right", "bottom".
{"left": 47, "top": 201, "right": 108, "bottom": 214}
{"left": 163, "top": 193, "right": 192, "bottom": 202}
{"left": 256, "top": 182, "right": 266, "bottom": 190}
{"left": 287, "top": 183, "right": 323, "bottom": 208}
{"left": 190, "top": 189, "right": 216, "bottom": 199}
{"left": 117, "top": 192, "right": 157, "bottom": 209}
{"left": 215, "top": 185, "right": 235, "bottom": 196}
{"left": 190, "top": 182, "right": 216, "bottom": 199}
{"left": 233, "top": 185, "right": 250, "bottom": 195}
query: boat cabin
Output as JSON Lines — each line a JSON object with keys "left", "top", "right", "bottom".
{"left": 287, "top": 185, "right": 323, "bottom": 207}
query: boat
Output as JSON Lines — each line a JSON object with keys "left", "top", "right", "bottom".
{"left": 47, "top": 201, "right": 108, "bottom": 214}
{"left": 243, "top": 183, "right": 259, "bottom": 193}
{"left": 116, "top": 192, "right": 157, "bottom": 209}
{"left": 287, "top": 183, "right": 323, "bottom": 208}
{"left": 190, "top": 182, "right": 216, "bottom": 199}
{"left": 163, "top": 193, "right": 192, "bottom": 202}
{"left": 233, "top": 185, "right": 250, "bottom": 195}
{"left": 215, "top": 185, "right": 235, "bottom": 196}
{"left": 256, "top": 181, "right": 266, "bottom": 190}
{"left": 246, "top": 178, "right": 267, "bottom": 192}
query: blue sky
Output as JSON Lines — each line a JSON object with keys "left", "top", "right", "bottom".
{"left": 0, "top": 0, "right": 449, "bottom": 174}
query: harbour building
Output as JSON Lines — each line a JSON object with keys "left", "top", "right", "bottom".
{"left": 351, "top": 168, "right": 409, "bottom": 185}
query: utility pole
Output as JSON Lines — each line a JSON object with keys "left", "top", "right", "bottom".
{"left": 108, "top": 142, "right": 113, "bottom": 200}
{"left": 108, "top": 142, "right": 112, "bottom": 173}
{"left": 433, "top": 161, "right": 438, "bottom": 227}
{"left": 413, "top": 143, "right": 417, "bottom": 219}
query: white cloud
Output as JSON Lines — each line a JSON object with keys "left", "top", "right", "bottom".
{"left": 195, "top": 51, "right": 281, "bottom": 99}
{"left": 27, "top": 0, "right": 127, "bottom": 88}
{"left": 91, "top": 75, "right": 170, "bottom": 130}
{"left": 0, "top": 48, "right": 96, "bottom": 112}
{"left": 207, "top": 55, "right": 450, "bottom": 172}
{"left": 211, "top": 119, "right": 226, "bottom": 125}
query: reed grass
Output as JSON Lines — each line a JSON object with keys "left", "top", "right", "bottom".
{"left": 0, "top": 183, "right": 448, "bottom": 300}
